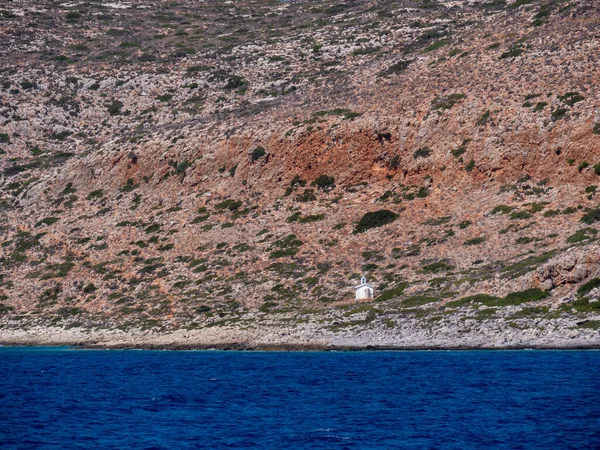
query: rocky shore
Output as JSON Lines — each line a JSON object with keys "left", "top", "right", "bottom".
{"left": 2, "top": 306, "right": 599, "bottom": 350}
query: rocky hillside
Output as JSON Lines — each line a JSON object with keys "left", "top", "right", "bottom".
{"left": 1, "top": 0, "right": 600, "bottom": 344}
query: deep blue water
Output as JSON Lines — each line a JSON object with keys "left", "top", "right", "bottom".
{"left": 1, "top": 348, "right": 600, "bottom": 449}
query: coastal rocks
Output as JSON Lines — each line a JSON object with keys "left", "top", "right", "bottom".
{"left": 535, "top": 249, "right": 600, "bottom": 291}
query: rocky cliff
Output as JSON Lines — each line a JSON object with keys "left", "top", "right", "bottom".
{"left": 1, "top": 0, "right": 599, "bottom": 348}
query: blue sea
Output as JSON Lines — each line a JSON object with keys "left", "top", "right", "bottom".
{"left": 1, "top": 348, "right": 600, "bottom": 449}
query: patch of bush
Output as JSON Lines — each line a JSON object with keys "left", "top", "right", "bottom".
{"left": 510, "top": 211, "right": 533, "bottom": 220}
{"left": 376, "top": 283, "right": 408, "bottom": 302}
{"left": 558, "top": 92, "right": 584, "bottom": 107}
{"left": 552, "top": 107, "right": 568, "bottom": 121}
{"left": 299, "top": 214, "right": 325, "bottom": 223}
{"left": 354, "top": 210, "right": 398, "bottom": 233}
{"left": 431, "top": 93, "right": 465, "bottom": 112}
{"left": 402, "top": 295, "right": 438, "bottom": 307}
{"left": 215, "top": 199, "right": 242, "bottom": 211}
{"left": 269, "top": 234, "right": 303, "bottom": 259}
{"left": 567, "top": 228, "right": 597, "bottom": 243}
{"left": 0, "top": 133, "right": 9, "bottom": 144}
{"left": 176, "top": 160, "right": 191, "bottom": 174}
{"left": 35, "top": 217, "right": 59, "bottom": 228}
{"left": 413, "top": 147, "right": 431, "bottom": 159}
{"left": 312, "top": 175, "right": 335, "bottom": 191}
{"left": 581, "top": 207, "right": 600, "bottom": 225}
{"left": 445, "top": 294, "right": 499, "bottom": 308}
{"left": 379, "top": 60, "right": 411, "bottom": 76}
{"left": 251, "top": 146, "right": 266, "bottom": 161}
{"left": 421, "top": 261, "right": 454, "bottom": 274}
{"left": 492, "top": 204, "right": 514, "bottom": 214}
{"left": 120, "top": 178, "right": 138, "bottom": 192}
{"left": 296, "top": 189, "right": 316, "bottom": 202}
{"left": 464, "top": 237, "right": 485, "bottom": 246}
{"left": 577, "top": 278, "right": 600, "bottom": 297}
{"left": 87, "top": 189, "right": 104, "bottom": 200}
{"left": 500, "top": 42, "right": 524, "bottom": 59}
{"left": 107, "top": 100, "right": 125, "bottom": 116}
{"left": 451, "top": 146, "right": 466, "bottom": 158}
{"left": 499, "top": 288, "right": 548, "bottom": 306}
{"left": 501, "top": 251, "right": 556, "bottom": 279}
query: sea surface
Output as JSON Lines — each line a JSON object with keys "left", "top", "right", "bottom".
{"left": 1, "top": 348, "right": 600, "bottom": 449}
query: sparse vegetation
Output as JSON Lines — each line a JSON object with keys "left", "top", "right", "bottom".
{"left": 354, "top": 210, "right": 398, "bottom": 233}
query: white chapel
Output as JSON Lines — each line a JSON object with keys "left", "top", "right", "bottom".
{"left": 355, "top": 276, "right": 374, "bottom": 300}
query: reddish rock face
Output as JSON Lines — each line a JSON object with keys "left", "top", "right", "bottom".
{"left": 0, "top": 0, "right": 599, "bottom": 332}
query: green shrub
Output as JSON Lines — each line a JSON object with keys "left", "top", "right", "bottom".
{"left": 465, "top": 159, "right": 475, "bottom": 172}
{"left": 20, "top": 80, "right": 36, "bottom": 90}
{"left": 552, "top": 107, "right": 568, "bottom": 120}
{"left": 451, "top": 146, "right": 466, "bottom": 158}
{"left": 423, "top": 216, "right": 451, "bottom": 226}
{"left": 446, "top": 294, "right": 499, "bottom": 308}
{"left": 0, "top": 303, "right": 14, "bottom": 314}
{"left": 269, "top": 234, "right": 303, "bottom": 259}
{"left": 577, "top": 278, "right": 600, "bottom": 297}
{"left": 379, "top": 60, "right": 411, "bottom": 76}
{"left": 251, "top": 146, "right": 266, "bottom": 161}
{"left": 402, "top": 295, "right": 437, "bottom": 307}
{"left": 458, "top": 220, "right": 472, "bottom": 229}
{"left": 215, "top": 199, "right": 242, "bottom": 211}
{"left": 354, "top": 210, "right": 398, "bottom": 233}
{"left": 579, "top": 161, "right": 589, "bottom": 172}
{"left": 566, "top": 228, "right": 597, "bottom": 243}
{"left": 500, "top": 42, "right": 524, "bottom": 59}
{"left": 176, "top": 160, "right": 191, "bottom": 174}
{"left": 35, "top": 217, "right": 59, "bottom": 227}
{"left": 144, "top": 223, "right": 160, "bottom": 234}
{"left": 464, "top": 236, "right": 485, "bottom": 246}
{"left": 377, "top": 283, "right": 408, "bottom": 302}
{"left": 476, "top": 111, "right": 491, "bottom": 126}
{"left": 0, "top": 133, "right": 9, "bottom": 144}
{"left": 299, "top": 214, "right": 325, "bottom": 223}
{"left": 107, "top": 100, "right": 125, "bottom": 116}
{"left": 413, "top": 147, "right": 431, "bottom": 159}
{"left": 191, "top": 215, "right": 209, "bottom": 223}
{"left": 492, "top": 204, "right": 514, "bottom": 214}
{"left": 87, "top": 189, "right": 104, "bottom": 200}
{"left": 120, "top": 178, "right": 138, "bottom": 192}
{"left": 156, "top": 94, "right": 172, "bottom": 102}
{"left": 431, "top": 93, "right": 465, "bottom": 112}
{"left": 312, "top": 175, "right": 335, "bottom": 190}
{"left": 424, "top": 39, "right": 449, "bottom": 52}
{"left": 581, "top": 208, "right": 600, "bottom": 225}
{"left": 558, "top": 92, "right": 584, "bottom": 106}
{"left": 510, "top": 211, "right": 533, "bottom": 220}
{"left": 499, "top": 288, "right": 548, "bottom": 306}
{"left": 296, "top": 189, "right": 316, "bottom": 202}
{"left": 501, "top": 251, "right": 556, "bottom": 279}
{"left": 421, "top": 261, "right": 454, "bottom": 274}
{"left": 593, "top": 123, "right": 600, "bottom": 135}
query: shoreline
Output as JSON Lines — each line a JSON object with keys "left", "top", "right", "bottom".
{"left": 2, "top": 340, "right": 600, "bottom": 352}
{"left": 2, "top": 311, "right": 599, "bottom": 352}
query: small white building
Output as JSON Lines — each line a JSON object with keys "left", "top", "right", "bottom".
{"left": 355, "top": 276, "right": 374, "bottom": 300}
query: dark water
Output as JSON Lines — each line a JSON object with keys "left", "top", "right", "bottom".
{"left": 2, "top": 348, "right": 600, "bottom": 449}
